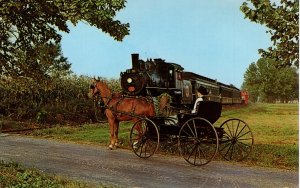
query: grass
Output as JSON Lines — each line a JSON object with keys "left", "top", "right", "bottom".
{"left": 0, "top": 161, "right": 102, "bottom": 188}
{"left": 217, "top": 103, "right": 298, "bottom": 169}
{"left": 30, "top": 122, "right": 133, "bottom": 147}
{"left": 30, "top": 103, "right": 298, "bottom": 170}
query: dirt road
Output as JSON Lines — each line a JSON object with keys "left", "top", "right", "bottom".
{"left": 0, "top": 134, "right": 298, "bottom": 187}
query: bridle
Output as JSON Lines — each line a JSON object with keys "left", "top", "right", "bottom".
{"left": 90, "top": 83, "right": 98, "bottom": 96}
{"left": 90, "top": 83, "right": 106, "bottom": 110}
{"left": 90, "top": 82, "right": 113, "bottom": 108}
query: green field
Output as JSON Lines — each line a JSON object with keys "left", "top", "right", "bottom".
{"left": 31, "top": 103, "right": 299, "bottom": 170}
{"left": 218, "top": 103, "right": 298, "bottom": 169}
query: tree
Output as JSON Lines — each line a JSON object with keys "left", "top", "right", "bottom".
{"left": 242, "top": 58, "right": 298, "bottom": 103}
{"left": 275, "top": 66, "right": 299, "bottom": 102}
{"left": 0, "top": 42, "right": 71, "bottom": 100}
{"left": 240, "top": 0, "right": 299, "bottom": 68}
{"left": 0, "top": 0, "right": 129, "bottom": 78}
{"left": 3, "top": 42, "right": 71, "bottom": 79}
{"left": 241, "top": 63, "right": 261, "bottom": 102}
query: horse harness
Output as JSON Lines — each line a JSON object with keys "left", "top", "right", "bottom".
{"left": 91, "top": 84, "right": 153, "bottom": 118}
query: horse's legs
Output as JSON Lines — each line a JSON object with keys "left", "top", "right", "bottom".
{"left": 107, "top": 118, "right": 116, "bottom": 149}
{"left": 114, "top": 122, "right": 120, "bottom": 147}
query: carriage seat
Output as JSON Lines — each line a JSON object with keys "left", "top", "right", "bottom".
{"left": 178, "top": 101, "right": 222, "bottom": 125}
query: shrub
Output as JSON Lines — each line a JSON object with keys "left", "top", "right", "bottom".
{"left": 0, "top": 74, "right": 121, "bottom": 126}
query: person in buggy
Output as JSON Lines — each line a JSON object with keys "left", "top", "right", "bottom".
{"left": 191, "top": 86, "right": 209, "bottom": 114}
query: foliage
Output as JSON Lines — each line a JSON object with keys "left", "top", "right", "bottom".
{"left": 0, "top": 161, "right": 96, "bottom": 187}
{"left": 0, "top": 74, "right": 91, "bottom": 124}
{"left": 0, "top": 75, "right": 122, "bottom": 125}
{"left": 1, "top": 40, "right": 71, "bottom": 79}
{"left": 0, "top": 0, "right": 129, "bottom": 78}
{"left": 240, "top": 0, "right": 299, "bottom": 68}
{"left": 155, "top": 93, "right": 172, "bottom": 116}
{"left": 242, "top": 58, "right": 298, "bottom": 103}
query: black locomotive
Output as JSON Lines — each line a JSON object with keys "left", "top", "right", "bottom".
{"left": 120, "top": 54, "right": 243, "bottom": 107}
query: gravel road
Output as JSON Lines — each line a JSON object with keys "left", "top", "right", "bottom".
{"left": 0, "top": 134, "right": 298, "bottom": 188}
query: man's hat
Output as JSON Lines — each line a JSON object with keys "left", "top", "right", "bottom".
{"left": 197, "top": 86, "right": 209, "bottom": 95}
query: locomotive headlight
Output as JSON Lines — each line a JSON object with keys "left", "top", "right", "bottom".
{"left": 127, "top": 77, "right": 133, "bottom": 83}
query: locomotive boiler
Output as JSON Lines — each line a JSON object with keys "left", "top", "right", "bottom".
{"left": 120, "top": 54, "right": 244, "bottom": 107}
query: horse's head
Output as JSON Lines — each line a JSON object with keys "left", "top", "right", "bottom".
{"left": 88, "top": 79, "right": 100, "bottom": 99}
{"left": 88, "top": 79, "right": 112, "bottom": 104}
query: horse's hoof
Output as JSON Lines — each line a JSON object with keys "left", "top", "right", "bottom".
{"left": 108, "top": 145, "right": 114, "bottom": 150}
{"left": 132, "top": 141, "right": 139, "bottom": 149}
{"left": 114, "top": 143, "right": 119, "bottom": 148}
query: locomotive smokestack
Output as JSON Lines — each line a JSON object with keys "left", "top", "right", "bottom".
{"left": 131, "top": 53, "right": 139, "bottom": 70}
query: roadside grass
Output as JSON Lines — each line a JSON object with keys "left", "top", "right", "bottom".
{"left": 30, "top": 103, "right": 299, "bottom": 170}
{"left": 217, "top": 103, "right": 298, "bottom": 170}
{"left": 0, "top": 161, "right": 115, "bottom": 188}
{"left": 30, "top": 122, "right": 133, "bottom": 147}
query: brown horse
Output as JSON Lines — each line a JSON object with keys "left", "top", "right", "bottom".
{"left": 89, "top": 79, "right": 156, "bottom": 149}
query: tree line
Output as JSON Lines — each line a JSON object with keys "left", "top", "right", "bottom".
{"left": 242, "top": 58, "right": 298, "bottom": 103}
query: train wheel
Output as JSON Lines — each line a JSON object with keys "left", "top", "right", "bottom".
{"left": 178, "top": 117, "right": 218, "bottom": 166}
{"left": 130, "top": 118, "right": 160, "bottom": 158}
{"left": 219, "top": 118, "right": 254, "bottom": 161}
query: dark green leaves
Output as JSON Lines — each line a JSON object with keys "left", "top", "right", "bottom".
{"left": 0, "top": 0, "right": 130, "bottom": 79}
{"left": 240, "top": 0, "right": 299, "bottom": 68}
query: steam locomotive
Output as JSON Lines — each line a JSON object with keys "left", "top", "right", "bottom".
{"left": 120, "top": 54, "right": 246, "bottom": 107}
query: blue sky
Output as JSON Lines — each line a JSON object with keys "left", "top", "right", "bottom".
{"left": 60, "top": 0, "right": 271, "bottom": 88}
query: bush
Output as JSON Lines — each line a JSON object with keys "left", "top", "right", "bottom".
{"left": 0, "top": 74, "right": 121, "bottom": 126}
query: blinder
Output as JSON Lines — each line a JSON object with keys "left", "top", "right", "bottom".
{"left": 90, "top": 84, "right": 100, "bottom": 96}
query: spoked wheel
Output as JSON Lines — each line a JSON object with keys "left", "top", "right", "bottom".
{"left": 178, "top": 117, "right": 219, "bottom": 166}
{"left": 164, "top": 117, "right": 177, "bottom": 126}
{"left": 219, "top": 118, "right": 254, "bottom": 161}
{"left": 130, "top": 118, "right": 160, "bottom": 158}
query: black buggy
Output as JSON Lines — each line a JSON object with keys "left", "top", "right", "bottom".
{"left": 129, "top": 101, "right": 254, "bottom": 166}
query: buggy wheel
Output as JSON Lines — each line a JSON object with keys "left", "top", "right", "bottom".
{"left": 219, "top": 118, "right": 254, "bottom": 161}
{"left": 130, "top": 118, "right": 159, "bottom": 158}
{"left": 178, "top": 117, "right": 218, "bottom": 166}
{"left": 164, "top": 117, "right": 177, "bottom": 126}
